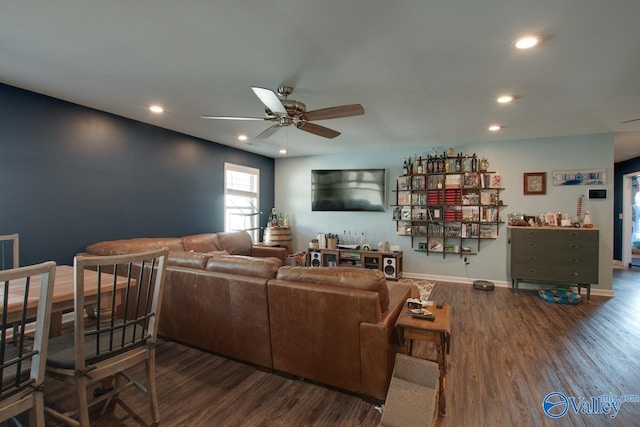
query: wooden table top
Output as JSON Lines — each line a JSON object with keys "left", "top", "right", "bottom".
{"left": 1, "top": 265, "right": 130, "bottom": 319}
{"left": 396, "top": 302, "right": 451, "bottom": 333}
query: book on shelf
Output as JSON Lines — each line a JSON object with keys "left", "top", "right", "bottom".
{"left": 412, "top": 175, "right": 426, "bottom": 190}
{"left": 479, "top": 224, "right": 497, "bottom": 238}
{"left": 491, "top": 174, "right": 502, "bottom": 188}
{"left": 412, "top": 207, "right": 428, "bottom": 221}
{"left": 445, "top": 174, "right": 461, "bottom": 188}
{"left": 462, "top": 193, "right": 479, "bottom": 205}
{"left": 397, "top": 221, "right": 412, "bottom": 235}
{"left": 397, "top": 176, "right": 411, "bottom": 190}
{"left": 463, "top": 172, "right": 479, "bottom": 187}
{"left": 428, "top": 237, "right": 443, "bottom": 252}
{"left": 398, "top": 191, "right": 411, "bottom": 205}
{"left": 462, "top": 206, "right": 479, "bottom": 222}
{"left": 401, "top": 206, "right": 412, "bottom": 220}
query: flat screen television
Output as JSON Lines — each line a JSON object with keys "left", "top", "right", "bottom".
{"left": 311, "top": 169, "right": 386, "bottom": 211}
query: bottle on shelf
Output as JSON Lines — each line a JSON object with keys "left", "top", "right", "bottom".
{"left": 402, "top": 158, "right": 408, "bottom": 175}
{"left": 471, "top": 153, "right": 478, "bottom": 172}
{"left": 417, "top": 156, "right": 423, "bottom": 174}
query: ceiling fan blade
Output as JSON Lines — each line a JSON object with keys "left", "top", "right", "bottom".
{"left": 251, "top": 87, "right": 287, "bottom": 115}
{"left": 201, "top": 115, "right": 266, "bottom": 121}
{"left": 621, "top": 118, "right": 640, "bottom": 124}
{"left": 304, "top": 104, "right": 365, "bottom": 121}
{"left": 255, "top": 124, "right": 283, "bottom": 139}
{"left": 296, "top": 122, "right": 341, "bottom": 139}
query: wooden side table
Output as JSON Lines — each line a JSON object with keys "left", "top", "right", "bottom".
{"left": 395, "top": 303, "right": 451, "bottom": 416}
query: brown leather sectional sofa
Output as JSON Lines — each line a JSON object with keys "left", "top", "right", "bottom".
{"left": 84, "top": 231, "right": 416, "bottom": 401}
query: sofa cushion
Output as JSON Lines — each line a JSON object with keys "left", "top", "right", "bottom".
{"left": 182, "top": 233, "right": 221, "bottom": 253}
{"left": 205, "top": 255, "right": 281, "bottom": 279}
{"left": 275, "top": 267, "right": 390, "bottom": 312}
{"left": 216, "top": 231, "right": 253, "bottom": 255}
{"left": 85, "top": 237, "right": 184, "bottom": 256}
{"left": 167, "top": 251, "right": 210, "bottom": 270}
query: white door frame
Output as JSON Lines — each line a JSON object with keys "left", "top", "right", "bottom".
{"left": 622, "top": 171, "right": 639, "bottom": 267}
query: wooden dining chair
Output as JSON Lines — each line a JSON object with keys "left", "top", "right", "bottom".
{"left": 44, "top": 248, "right": 168, "bottom": 427}
{"left": 0, "top": 261, "right": 56, "bottom": 427}
{"left": 0, "top": 234, "right": 19, "bottom": 270}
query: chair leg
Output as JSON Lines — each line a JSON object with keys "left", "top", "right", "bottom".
{"left": 76, "top": 375, "right": 91, "bottom": 427}
{"left": 31, "top": 391, "right": 46, "bottom": 427}
{"left": 146, "top": 350, "right": 160, "bottom": 424}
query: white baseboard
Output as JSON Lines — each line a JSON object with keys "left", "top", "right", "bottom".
{"left": 402, "top": 272, "right": 614, "bottom": 297}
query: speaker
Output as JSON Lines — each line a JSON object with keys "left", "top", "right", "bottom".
{"left": 383, "top": 257, "right": 397, "bottom": 279}
{"left": 310, "top": 250, "right": 322, "bottom": 267}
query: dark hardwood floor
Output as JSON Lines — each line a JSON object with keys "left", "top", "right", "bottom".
{"left": 41, "top": 269, "right": 640, "bottom": 426}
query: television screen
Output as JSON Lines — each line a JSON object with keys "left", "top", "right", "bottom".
{"left": 311, "top": 169, "right": 386, "bottom": 211}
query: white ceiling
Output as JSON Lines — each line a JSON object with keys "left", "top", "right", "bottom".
{"left": 1, "top": 1, "right": 639, "bottom": 161}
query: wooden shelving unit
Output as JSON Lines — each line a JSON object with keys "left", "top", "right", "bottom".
{"left": 392, "top": 154, "right": 506, "bottom": 258}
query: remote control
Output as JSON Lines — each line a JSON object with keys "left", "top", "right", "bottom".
{"left": 436, "top": 298, "right": 445, "bottom": 309}
{"left": 405, "top": 311, "right": 436, "bottom": 320}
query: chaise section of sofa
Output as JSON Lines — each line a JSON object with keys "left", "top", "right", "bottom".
{"left": 159, "top": 254, "right": 281, "bottom": 369}
{"left": 266, "top": 266, "right": 414, "bottom": 401}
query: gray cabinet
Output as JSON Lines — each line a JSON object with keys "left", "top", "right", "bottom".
{"left": 508, "top": 226, "right": 599, "bottom": 299}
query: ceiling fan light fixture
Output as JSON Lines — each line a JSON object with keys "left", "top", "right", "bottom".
{"left": 488, "top": 124, "right": 503, "bottom": 132}
{"left": 514, "top": 36, "right": 539, "bottom": 49}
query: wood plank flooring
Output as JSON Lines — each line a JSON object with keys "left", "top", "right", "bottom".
{"left": 40, "top": 269, "right": 640, "bottom": 426}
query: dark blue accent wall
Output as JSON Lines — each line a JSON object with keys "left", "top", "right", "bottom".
{"left": 613, "top": 156, "right": 640, "bottom": 260}
{"left": 0, "top": 83, "right": 274, "bottom": 266}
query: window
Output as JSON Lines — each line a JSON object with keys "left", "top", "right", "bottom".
{"left": 224, "top": 163, "right": 260, "bottom": 242}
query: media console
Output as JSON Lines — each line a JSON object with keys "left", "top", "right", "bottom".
{"left": 307, "top": 248, "right": 403, "bottom": 280}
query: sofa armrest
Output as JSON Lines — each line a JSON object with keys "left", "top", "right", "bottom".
{"left": 251, "top": 245, "right": 287, "bottom": 263}
{"left": 360, "top": 282, "right": 413, "bottom": 400}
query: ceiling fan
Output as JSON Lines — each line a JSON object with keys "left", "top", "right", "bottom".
{"left": 201, "top": 86, "right": 364, "bottom": 139}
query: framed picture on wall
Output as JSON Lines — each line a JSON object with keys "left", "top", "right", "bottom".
{"left": 524, "top": 172, "right": 546, "bottom": 195}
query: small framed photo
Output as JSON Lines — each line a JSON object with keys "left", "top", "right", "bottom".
{"left": 524, "top": 172, "right": 546, "bottom": 195}
{"left": 418, "top": 242, "right": 427, "bottom": 251}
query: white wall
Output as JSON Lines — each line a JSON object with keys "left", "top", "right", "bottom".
{"left": 275, "top": 133, "right": 614, "bottom": 293}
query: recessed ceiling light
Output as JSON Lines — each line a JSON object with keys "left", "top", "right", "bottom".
{"left": 488, "top": 124, "right": 502, "bottom": 132}
{"left": 497, "top": 95, "right": 514, "bottom": 104}
{"left": 149, "top": 105, "right": 164, "bottom": 114}
{"left": 238, "top": 134, "right": 248, "bottom": 141}
{"left": 279, "top": 149, "right": 287, "bottom": 154}
{"left": 514, "top": 36, "right": 539, "bottom": 49}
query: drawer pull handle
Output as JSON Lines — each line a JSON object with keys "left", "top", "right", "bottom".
{"left": 528, "top": 243, "right": 536, "bottom": 247}
{"left": 571, "top": 272, "right": 579, "bottom": 276}
{"left": 571, "top": 259, "right": 579, "bottom": 263}
{"left": 569, "top": 244, "right": 578, "bottom": 248}
{"left": 527, "top": 269, "right": 537, "bottom": 273}
{"left": 527, "top": 256, "right": 537, "bottom": 260}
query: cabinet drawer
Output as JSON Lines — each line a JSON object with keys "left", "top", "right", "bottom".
{"left": 550, "top": 240, "right": 598, "bottom": 253}
{"left": 554, "top": 230, "right": 599, "bottom": 241}
{"left": 511, "top": 239, "right": 549, "bottom": 255}
{"left": 512, "top": 264, "right": 598, "bottom": 283}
